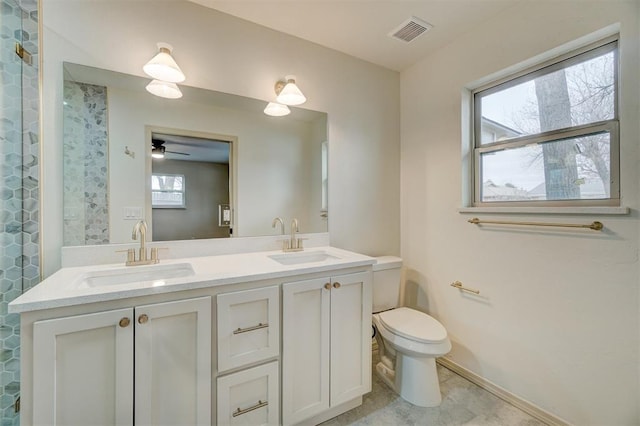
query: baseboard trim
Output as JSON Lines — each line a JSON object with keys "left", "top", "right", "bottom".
{"left": 436, "top": 357, "right": 571, "bottom": 426}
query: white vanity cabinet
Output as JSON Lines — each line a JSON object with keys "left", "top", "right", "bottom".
{"left": 282, "top": 271, "right": 372, "bottom": 425}
{"left": 32, "top": 296, "right": 211, "bottom": 426}
{"left": 16, "top": 247, "right": 376, "bottom": 426}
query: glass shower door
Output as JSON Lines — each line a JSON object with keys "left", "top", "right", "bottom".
{"left": 1, "top": 0, "right": 40, "bottom": 424}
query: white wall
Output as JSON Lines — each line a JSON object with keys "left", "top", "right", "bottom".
{"left": 152, "top": 160, "right": 229, "bottom": 241}
{"left": 401, "top": 1, "right": 639, "bottom": 425}
{"left": 42, "top": 0, "right": 400, "bottom": 276}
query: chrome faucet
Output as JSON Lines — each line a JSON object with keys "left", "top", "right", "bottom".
{"left": 125, "top": 220, "right": 159, "bottom": 266}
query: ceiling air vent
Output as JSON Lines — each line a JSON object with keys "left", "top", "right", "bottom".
{"left": 389, "top": 16, "right": 433, "bottom": 43}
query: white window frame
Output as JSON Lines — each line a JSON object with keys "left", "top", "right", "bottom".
{"left": 471, "top": 36, "right": 620, "bottom": 208}
{"left": 152, "top": 173, "right": 186, "bottom": 209}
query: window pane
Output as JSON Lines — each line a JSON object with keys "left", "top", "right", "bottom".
{"left": 478, "top": 49, "right": 615, "bottom": 145}
{"left": 152, "top": 191, "right": 184, "bottom": 206}
{"left": 480, "top": 132, "right": 610, "bottom": 202}
{"left": 152, "top": 175, "right": 183, "bottom": 191}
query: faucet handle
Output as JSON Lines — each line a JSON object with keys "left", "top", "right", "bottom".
{"left": 296, "top": 238, "right": 308, "bottom": 249}
{"left": 116, "top": 249, "right": 136, "bottom": 264}
{"left": 150, "top": 247, "right": 168, "bottom": 263}
{"left": 277, "top": 239, "right": 290, "bottom": 251}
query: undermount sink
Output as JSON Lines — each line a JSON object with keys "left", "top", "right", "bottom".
{"left": 76, "top": 263, "right": 195, "bottom": 288}
{"left": 268, "top": 250, "right": 340, "bottom": 266}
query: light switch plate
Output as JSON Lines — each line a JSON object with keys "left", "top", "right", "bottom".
{"left": 219, "top": 204, "right": 231, "bottom": 227}
{"left": 123, "top": 206, "right": 143, "bottom": 220}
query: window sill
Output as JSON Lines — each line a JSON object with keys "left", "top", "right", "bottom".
{"left": 458, "top": 206, "right": 629, "bottom": 215}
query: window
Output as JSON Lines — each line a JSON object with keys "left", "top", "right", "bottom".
{"left": 152, "top": 174, "right": 185, "bottom": 208}
{"left": 472, "top": 37, "right": 619, "bottom": 207}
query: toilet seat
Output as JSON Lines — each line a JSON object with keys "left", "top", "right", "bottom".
{"left": 379, "top": 307, "right": 447, "bottom": 344}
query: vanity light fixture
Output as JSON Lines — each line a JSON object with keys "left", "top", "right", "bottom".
{"left": 263, "top": 102, "right": 291, "bottom": 117}
{"left": 143, "top": 42, "right": 186, "bottom": 83}
{"left": 275, "top": 75, "right": 306, "bottom": 106}
{"left": 145, "top": 79, "right": 183, "bottom": 99}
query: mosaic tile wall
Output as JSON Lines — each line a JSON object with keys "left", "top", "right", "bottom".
{"left": 0, "top": 0, "right": 39, "bottom": 424}
{"left": 63, "top": 81, "right": 109, "bottom": 246}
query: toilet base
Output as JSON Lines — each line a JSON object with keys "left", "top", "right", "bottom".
{"left": 375, "top": 354, "right": 443, "bottom": 407}
{"left": 397, "top": 354, "right": 442, "bottom": 407}
{"left": 375, "top": 361, "right": 397, "bottom": 393}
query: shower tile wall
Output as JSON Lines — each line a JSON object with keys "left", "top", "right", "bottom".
{"left": 63, "top": 81, "right": 109, "bottom": 246}
{"left": 20, "top": 0, "right": 39, "bottom": 293}
{"left": 0, "top": 0, "right": 39, "bottom": 424}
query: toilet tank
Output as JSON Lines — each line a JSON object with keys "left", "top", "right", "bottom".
{"left": 372, "top": 256, "right": 403, "bottom": 313}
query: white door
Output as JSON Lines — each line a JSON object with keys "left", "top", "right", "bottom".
{"left": 134, "top": 296, "right": 212, "bottom": 426}
{"left": 33, "top": 308, "right": 134, "bottom": 426}
{"left": 329, "top": 271, "right": 372, "bottom": 406}
{"left": 282, "top": 277, "right": 330, "bottom": 425}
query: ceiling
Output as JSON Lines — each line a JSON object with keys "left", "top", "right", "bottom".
{"left": 152, "top": 133, "right": 231, "bottom": 163}
{"left": 190, "top": 0, "right": 522, "bottom": 71}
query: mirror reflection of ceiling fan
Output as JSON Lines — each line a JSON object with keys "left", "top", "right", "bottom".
{"left": 151, "top": 138, "right": 190, "bottom": 159}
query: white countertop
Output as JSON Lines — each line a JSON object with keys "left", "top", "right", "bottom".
{"left": 10, "top": 247, "right": 375, "bottom": 313}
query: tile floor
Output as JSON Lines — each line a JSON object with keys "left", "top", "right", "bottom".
{"left": 322, "top": 355, "right": 546, "bottom": 426}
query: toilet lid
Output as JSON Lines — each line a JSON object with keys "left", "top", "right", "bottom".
{"left": 379, "top": 307, "right": 447, "bottom": 344}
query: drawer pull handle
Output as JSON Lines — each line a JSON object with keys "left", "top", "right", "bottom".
{"left": 232, "top": 400, "right": 268, "bottom": 417}
{"left": 333, "top": 282, "right": 341, "bottom": 289}
{"left": 119, "top": 317, "right": 130, "bottom": 328}
{"left": 233, "top": 323, "right": 269, "bottom": 334}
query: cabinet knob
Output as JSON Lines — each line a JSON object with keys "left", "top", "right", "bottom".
{"left": 119, "top": 317, "right": 130, "bottom": 328}
{"left": 333, "top": 282, "right": 341, "bottom": 289}
{"left": 324, "top": 283, "right": 331, "bottom": 290}
{"left": 138, "top": 314, "right": 149, "bottom": 324}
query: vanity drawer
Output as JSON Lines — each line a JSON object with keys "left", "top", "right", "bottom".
{"left": 217, "top": 286, "right": 279, "bottom": 372}
{"left": 217, "top": 361, "right": 279, "bottom": 426}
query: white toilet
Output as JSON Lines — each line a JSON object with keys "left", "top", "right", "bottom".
{"left": 372, "top": 256, "right": 451, "bottom": 407}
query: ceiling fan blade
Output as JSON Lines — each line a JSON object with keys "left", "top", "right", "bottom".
{"left": 166, "top": 150, "right": 190, "bottom": 156}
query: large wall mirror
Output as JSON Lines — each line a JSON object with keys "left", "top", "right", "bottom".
{"left": 62, "top": 62, "right": 328, "bottom": 246}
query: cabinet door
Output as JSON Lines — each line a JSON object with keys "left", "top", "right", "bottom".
{"left": 33, "top": 308, "right": 134, "bottom": 426}
{"left": 217, "top": 361, "right": 279, "bottom": 425}
{"left": 217, "top": 286, "right": 279, "bottom": 372}
{"left": 282, "top": 277, "right": 330, "bottom": 425}
{"left": 330, "top": 271, "right": 372, "bottom": 406}
{"left": 134, "top": 296, "right": 212, "bottom": 426}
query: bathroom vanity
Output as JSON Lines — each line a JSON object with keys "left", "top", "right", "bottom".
{"left": 10, "top": 247, "right": 374, "bottom": 425}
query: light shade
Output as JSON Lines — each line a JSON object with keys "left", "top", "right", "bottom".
{"left": 264, "top": 102, "right": 291, "bottom": 117}
{"left": 146, "top": 80, "right": 183, "bottom": 99}
{"left": 143, "top": 42, "right": 186, "bottom": 83}
{"left": 152, "top": 145, "right": 165, "bottom": 159}
{"left": 276, "top": 75, "right": 306, "bottom": 106}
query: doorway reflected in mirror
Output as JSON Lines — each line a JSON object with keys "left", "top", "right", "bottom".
{"left": 150, "top": 130, "right": 232, "bottom": 241}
